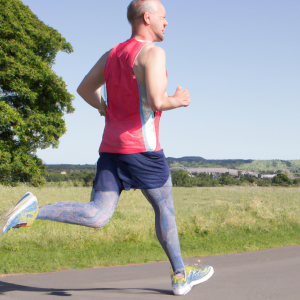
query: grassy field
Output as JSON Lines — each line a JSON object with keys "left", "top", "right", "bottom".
{"left": 0, "top": 185, "right": 300, "bottom": 274}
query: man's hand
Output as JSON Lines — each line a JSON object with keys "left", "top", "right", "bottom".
{"left": 172, "top": 86, "right": 190, "bottom": 108}
{"left": 98, "top": 99, "right": 107, "bottom": 117}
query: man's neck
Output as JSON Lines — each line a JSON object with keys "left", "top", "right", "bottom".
{"left": 131, "top": 27, "right": 155, "bottom": 43}
{"left": 132, "top": 35, "right": 154, "bottom": 43}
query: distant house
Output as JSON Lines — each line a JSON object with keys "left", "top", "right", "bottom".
{"left": 171, "top": 167, "right": 260, "bottom": 179}
{"left": 261, "top": 174, "right": 276, "bottom": 179}
{"left": 170, "top": 167, "right": 186, "bottom": 172}
{"left": 288, "top": 175, "right": 300, "bottom": 179}
{"left": 241, "top": 171, "right": 259, "bottom": 178}
{"left": 185, "top": 168, "right": 236, "bottom": 175}
{"left": 212, "top": 173, "right": 221, "bottom": 179}
{"left": 61, "top": 172, "right": 67, "bottom": 175}
{"left": 185, "top": 168, "right": 259, "bottom": 177}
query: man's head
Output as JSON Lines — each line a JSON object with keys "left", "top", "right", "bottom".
{"left": 127, "top": 0, "right": 168, "bottom": 42}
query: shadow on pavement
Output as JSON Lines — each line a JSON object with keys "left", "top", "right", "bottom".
{"left": 0, "top": 281, "right": 173, "bottom": 296}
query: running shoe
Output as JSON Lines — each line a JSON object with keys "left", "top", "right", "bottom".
{"left": 172, "top": 265, "right": 214, "bottom": 296}
{"left": 2, "top": 192, "right": 39, "bottom": 234}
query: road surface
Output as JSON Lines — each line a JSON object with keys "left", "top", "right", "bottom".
{"left": 1, "top": 245, "right": 299, "bottom": 299}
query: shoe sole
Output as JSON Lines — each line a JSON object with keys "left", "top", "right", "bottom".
{"left": 173, "top": 284, "right": 192, "bottom": 296}
{"left": 173, "top": 267, "right": 214, "bottom": 296}
{"left": 2, "top": 192, "right": 38, "bottom": 234}
{"left": 190, "top": 266, "right": 214, "bottom": 287}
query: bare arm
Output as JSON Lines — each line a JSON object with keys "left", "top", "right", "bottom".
{"left": 145, "top": 47, "right": 190, "bottom": 111}
{"left": 77, "top": 51, "right": 110, "bottom": 116}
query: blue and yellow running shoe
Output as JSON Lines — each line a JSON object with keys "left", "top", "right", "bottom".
{"left": 2, "top": 192, "right": 39, "bottom": 234}
{"left": 172, "top": 265, "right": 214, "bottom": 296}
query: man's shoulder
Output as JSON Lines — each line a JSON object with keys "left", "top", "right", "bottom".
{"left": 103, "top": 50, "right": 111, "bottom": 60}
{"left": 143, "top": 44, "right": 165, "bottom": 55}
{"left": 138, "top": 44, "right": 165, "bottom": 65}
{"left": 145, "top": 45, "right": 166, "bottom": 67}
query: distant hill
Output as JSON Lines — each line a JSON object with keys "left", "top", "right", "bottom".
{"left": 238, "top": 160, "right": 300, "bottom": 174}
{"left": 167, "top": 157, "right": 300, "bottom": 174}
{"left": 167, "top": 157, "right": 253, "bottom": 170}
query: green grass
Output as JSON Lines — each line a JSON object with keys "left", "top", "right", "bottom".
{"left": 0, "top": 185, "right": 300, "bottom": 274}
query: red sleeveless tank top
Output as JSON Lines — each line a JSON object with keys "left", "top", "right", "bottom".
{"left": 99, "top": 37, "right": 162, "bottom": 154}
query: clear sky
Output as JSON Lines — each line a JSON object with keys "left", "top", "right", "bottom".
{"left": 21, "top": 0, "right": 300, "bottom": 164}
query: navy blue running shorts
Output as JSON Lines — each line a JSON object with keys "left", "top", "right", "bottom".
{"left": 93, "top": 149, "right": 170, "bottom": 193}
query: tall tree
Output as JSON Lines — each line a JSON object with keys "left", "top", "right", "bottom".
{"left": 0, "top": 0, "right": 74, "bottom": 186}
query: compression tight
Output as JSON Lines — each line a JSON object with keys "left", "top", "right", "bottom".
{"left": 37, "top": 189, "right": 119, "bottom": 228}
{"left": 37, "top": 176, "right": 185, "bottom": 273}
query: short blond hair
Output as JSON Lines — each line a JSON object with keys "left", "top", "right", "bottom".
{"left": 127, "top": 0, "right": 158, "bottom": 23}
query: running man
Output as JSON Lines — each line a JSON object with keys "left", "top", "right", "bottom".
{"left": 2, "top": 0, "right": 214, "bottom": 295}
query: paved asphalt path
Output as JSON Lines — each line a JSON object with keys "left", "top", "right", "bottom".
{"left": 0, "top": 245, "right": 299, "bottom": 299}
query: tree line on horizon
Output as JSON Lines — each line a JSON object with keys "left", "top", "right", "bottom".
{"left": 171, "top": 170, "right": 300, "bottom": 188}
{"left": 43, "top": 169, "right": 300, "bottom": 188}
{"left": 45, "top": 158, "right": 300, "bottom": 176}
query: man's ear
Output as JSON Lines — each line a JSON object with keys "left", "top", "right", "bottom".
{"left": 144, "top": 12, "right": 151, "bottom": 25}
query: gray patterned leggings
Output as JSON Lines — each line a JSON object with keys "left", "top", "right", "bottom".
{"left": 37, "top": 176, "right": 185, "bottom": 273}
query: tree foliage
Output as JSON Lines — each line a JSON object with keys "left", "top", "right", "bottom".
{"left": 0, "top": 0, "right": 74, "bottom": 186}
{"left": 171, "top": 169, "right": 191, "bottom": 187}
{"left": 171, "top": 170, "right": 219, "bottom": 187}
{"left": 272, "top": 173, "right": 292, "bottom": 185}
{"left": 45, "top": 171, "right": 96, "bottom": 186}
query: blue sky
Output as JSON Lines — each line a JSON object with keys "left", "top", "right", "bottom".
{"left": 22, "top": 0, "right": 300, "bottom": 164}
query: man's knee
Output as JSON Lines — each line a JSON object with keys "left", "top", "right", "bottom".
{"left": 88, "top": 209, "right": 114, "bottom": 228}
{"left": 88, "top": 190, "right": 119, "bottom": 228}
{"left": 88, "top": 199, "right": 117, "bottom": 228}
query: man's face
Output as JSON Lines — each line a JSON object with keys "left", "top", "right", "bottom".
{"left": 149, "top": 1, "right": 168, "bottom": 42}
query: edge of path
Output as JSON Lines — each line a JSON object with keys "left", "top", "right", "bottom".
{"left": 1, "top": 244, "right": 299, "bottom": 278}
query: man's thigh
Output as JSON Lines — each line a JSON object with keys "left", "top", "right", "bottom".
{"left": 93, "top": 153, "right": 123, "bottom": 194}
